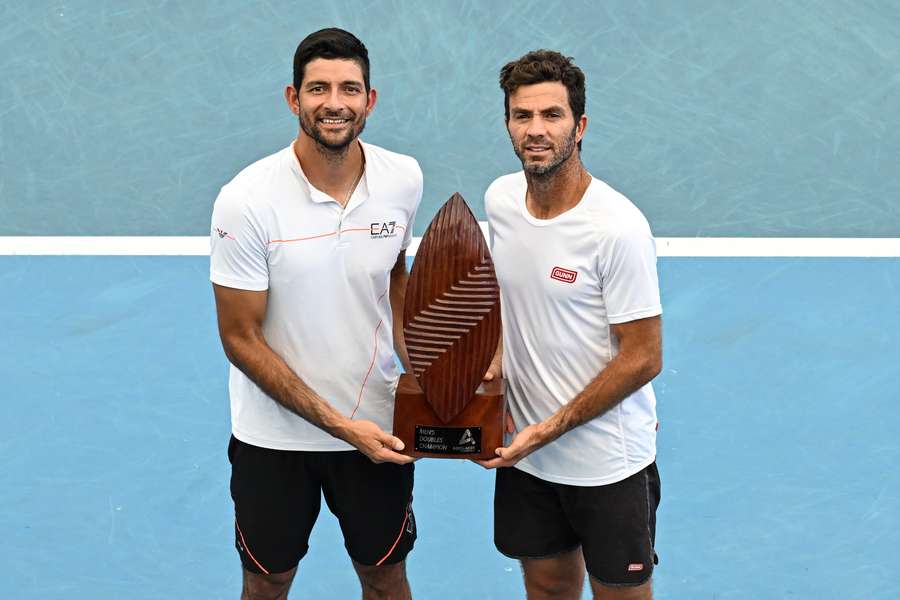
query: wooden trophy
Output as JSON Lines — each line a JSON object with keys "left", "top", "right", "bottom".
{"left": 393, "top": 193, "right": 505, "bottom": 460}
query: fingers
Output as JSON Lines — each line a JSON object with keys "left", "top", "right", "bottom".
{"left": 473, "top": 456, "right": 507, "bottom": 469}
{"left": 365, "top": 441, "right": 413, "bottom": 465}
{"left": 377, "top": 449, "right": 415, "bottom": 465}
{"left": 505, "top": 412, "right": 516, "bottom": 433}
{"left": 472, "top": 446, "right": 517, "bottom": 469}
{"left": 350, "top": 421, "right": 412, "bottom": 463}
{"left": 483, "top": 364, "right": 502, "bottom": 381}
{"left": 494, "top": 445, "right": 523, "bottom": 466}
{"left": 380, "top": 434, "right": 405, "bottom": 452}
{"left": 372, "top": 433, "right": 410, "bottom": 463}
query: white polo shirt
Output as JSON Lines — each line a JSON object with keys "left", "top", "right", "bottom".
{"left": 210, "top": 141, "right": 422, "bottom": 451}
{"left": 485, "top": 172, "right": 662, "bottom": 486}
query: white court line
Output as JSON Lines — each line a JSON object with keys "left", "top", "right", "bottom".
{"left": 0, "top": 236, "right": 211, "bottom": 256}
{"left": 655, "top": 237, "right": 900, "bottom": 257}
{"left": 1, "top": 232, "right": 900, "bottom": 257}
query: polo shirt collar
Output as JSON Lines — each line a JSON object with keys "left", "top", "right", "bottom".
{"left": 288, "top": 140, "right": 378, "bottom": 205}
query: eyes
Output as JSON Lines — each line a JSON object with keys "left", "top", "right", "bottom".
{"left": 306, "top": 84, "right": 363, "bottom": 95}
{"left": 512, "top": 111, "right": 564, "bottom": 121}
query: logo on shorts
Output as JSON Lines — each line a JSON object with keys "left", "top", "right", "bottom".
{"left": 370, "top": 221, "right": 397, "bottom": 239}
{"left": 627, "top": 563, "right": 644, "bottom": 572}
{"left": 550, "top": 266, "right": 577, "bottom": 283}
{"left": 405, "top": 500, "right": 416, "bottom": 535}
{"left": 458, "top": 429, "right": 475, "bottom": 446}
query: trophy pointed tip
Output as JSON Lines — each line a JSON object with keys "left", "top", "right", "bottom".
{"left": 447, "top": 192, "right": 466, "bottom": 207}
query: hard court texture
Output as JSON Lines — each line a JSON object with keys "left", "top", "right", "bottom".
{"left": 1, "top": 256, "right": 897, "bottom": 598}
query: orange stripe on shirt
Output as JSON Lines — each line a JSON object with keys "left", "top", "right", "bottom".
{"left": 269, "top": 227, "right": 373, "bottom": 244}
{"left": 351, "top": 290, "right": 389, "bottom": 420}
{"left": 269, "top": 231, "right": 337, "bottom": 244}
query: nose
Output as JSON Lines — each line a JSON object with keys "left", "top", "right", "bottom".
{"left": 323, "top": 88, "right": 344, "bottom": 112}
{"left": 525, "top": 116, "right": 548, "bottom": 139}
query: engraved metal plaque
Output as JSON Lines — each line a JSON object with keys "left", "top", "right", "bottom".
{"left": 414, "top": 425, "right": 482, "bottom": 454}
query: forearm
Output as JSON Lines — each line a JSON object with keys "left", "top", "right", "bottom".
{"left": 222, "top": 332, "right": 351, "bottom": 438}
{"left": 540, "top": 351, "right": 661, "bottom": 444}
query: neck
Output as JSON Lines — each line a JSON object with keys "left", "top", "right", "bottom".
{"left": 525, "top": 154, "right": 589, "bottom": 220}
{"left": 293, "top": 135, "right": 364, "bottom": 206}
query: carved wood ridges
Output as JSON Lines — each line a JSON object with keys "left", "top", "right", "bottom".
{"left": 402, "top": 193, "right": 501, "bottom": 423}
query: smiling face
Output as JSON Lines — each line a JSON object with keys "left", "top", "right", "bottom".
{"left": 506, "top": 81, "right": 586, "bottom": 177}
{"left": 288, "top": 57, "right": 376, "bottom": 153}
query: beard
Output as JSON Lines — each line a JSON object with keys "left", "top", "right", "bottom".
{"left": 513, "top": 125, "right": 578, "bottom": 178}
{"left": 298, "top": 107, "right": 367, "bottom": 155}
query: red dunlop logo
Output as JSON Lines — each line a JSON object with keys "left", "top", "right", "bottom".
{"left": 550, "top": 267, "right": 577, "bottom": 283}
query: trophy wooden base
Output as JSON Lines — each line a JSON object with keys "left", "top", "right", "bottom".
{"left": 393, "top": 373, "right": 506, "bottom": 460}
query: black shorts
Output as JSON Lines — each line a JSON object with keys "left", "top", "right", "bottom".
{"left": 228, "top": 435, "right": 416, "bottom": 574}
{"left": 494, "top": 462, "right": 660, "bottom": 586}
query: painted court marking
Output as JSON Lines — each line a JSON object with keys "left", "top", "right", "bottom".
{"left": 1, "top": 228, "right": 899, "bottom": 258}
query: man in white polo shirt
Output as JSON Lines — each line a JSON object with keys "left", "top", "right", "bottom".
{"left": 210, "top": 29, "right": 421, "bottom": 600}
{"left": 479, "top": 50, "right": 664, "bottom": 600}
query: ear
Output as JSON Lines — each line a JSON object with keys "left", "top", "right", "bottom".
{"left": 366, "top": 87, "right": 377, "bottom": 115}
{"left": 575, "top": 114, "right": 587, "bottom": 144}
{"left": 285, "top": 85, "right": 300, "bottom": 116}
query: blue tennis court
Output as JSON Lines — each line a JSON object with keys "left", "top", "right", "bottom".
{"left": 3, "top": 1, "right": 900, "bottom": 597}
{"left": 3, "top": 256, "right": 897, "bottom": 598}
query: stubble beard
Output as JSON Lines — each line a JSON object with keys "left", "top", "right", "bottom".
{"left": 513, "top": 125, "right": 578, "bottom": 180}
{"left": 299, "top": 109, "right": 367, "bottom": 161}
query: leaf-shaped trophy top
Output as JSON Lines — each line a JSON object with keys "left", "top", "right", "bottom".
{"left": 403, "top": 193, "right": 501, "bottom": 423}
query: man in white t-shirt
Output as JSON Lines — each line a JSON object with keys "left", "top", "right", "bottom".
{"left": 478, "top": 50, "right": 664, "bottom": 600}
{"left": 210, "top": 29, "right": 422, "bottom": 600}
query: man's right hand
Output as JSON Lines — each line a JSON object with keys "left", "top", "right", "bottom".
{"left": 339, "top": 419, "right": 415, "bottom": 465}
{"left": 484, "top": 337, "right": 503, "bottom": 382}
{"left": 483, "top": 361, "right": 502, "bottom": 382}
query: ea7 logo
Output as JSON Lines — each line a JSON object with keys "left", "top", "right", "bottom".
{"left": 370, "top": 221, "right": 397, "bottom": 238}
{"left": 550, "top": 266, "right": 577, "bottom": 283}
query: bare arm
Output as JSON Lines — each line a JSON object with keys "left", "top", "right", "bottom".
{"left": 477, "top": 315, "right": 662, "bottom": 468}
{"left": 389, "top": 250, "right": 412, "bottom": 373}
{"left": 481, "top": 335, "right": 515, "bottom": 436}
{"left": 212, "top": 283, "right": 412, "bottom": 464}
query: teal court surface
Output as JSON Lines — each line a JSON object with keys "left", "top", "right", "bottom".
{"left": 2, "top": 255, "right": 898, "bottom": 598}
{"left": 3, "top": 2, "right": 899, "bottom": 597}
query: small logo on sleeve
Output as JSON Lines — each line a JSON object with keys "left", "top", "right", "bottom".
{"left": 550, "top": 266, "right": 577, "bottom": 283}
{"left": 214, "top": 227, "right": 235, "bottom": 240}
{"left": 370, "top": 221, "right": 397, "bottom": 238}
{"left": 627, "top": 563, "right": 644, "bottom": 572}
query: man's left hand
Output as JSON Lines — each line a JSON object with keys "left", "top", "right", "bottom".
{"left": 474, "top": 422, "right": 548, "bottom": 469}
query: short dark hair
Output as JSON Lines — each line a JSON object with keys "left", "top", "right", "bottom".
{"left": 293, "top": 28, "right": 370, "bottom": 92}
{"left": 499, "top": 50, "right": 586, "bottom": 150}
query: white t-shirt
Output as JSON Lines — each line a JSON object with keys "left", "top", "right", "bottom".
{"left": 485, "top": 172, "right": 662, "bottom": 486}
{"left": 210, "top": 141, "right": 422, "bottom": 451}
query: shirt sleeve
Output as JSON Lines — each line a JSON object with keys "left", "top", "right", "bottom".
{"left": 599, "top": 226, "right": 662, "bottom": 324}
{"left": 400, "top": 162, "right": 424, "bottom": 251}
{"left": 209, "top": 183, "right": 269, "bottom": 291}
